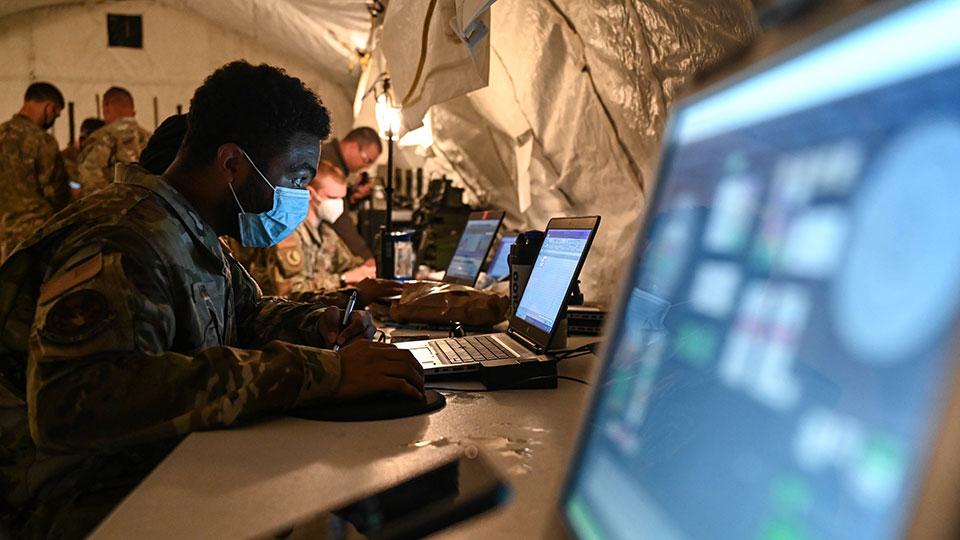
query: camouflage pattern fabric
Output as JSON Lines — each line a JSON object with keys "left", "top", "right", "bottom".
{"left": 229, "top": 219, "right": 365, "bottom": 309}
{"left": 76, "top": 117, "right": 151, "bottom": 192}
{"left": 0, "top": 115, "right": 71, "bottom": 263}
{"left": 60, "top": 144, "right": 79, "bottom": 185}
{"left": 0, "top": 164, "right": 343, "bottom": 539}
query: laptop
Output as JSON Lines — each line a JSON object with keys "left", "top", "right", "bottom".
{"left": 442, "top": 211, "right": 505, "bottom": 286}
{"left": 396, "top": 216, "right": 600, "bottom": 375}
{"left": 485, "top": 234, "right": 517, "bottom": 281}
{"left": 554, "top": 1, "right": 960, "bottom": 538}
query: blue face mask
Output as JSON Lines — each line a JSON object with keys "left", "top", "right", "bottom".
{"left": 229, "top": 149, "right": 310, "bottom": 248}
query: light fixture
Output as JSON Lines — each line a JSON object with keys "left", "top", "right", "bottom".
{"left": 373, "top": 75, "right": 400, "bottom": 278}
{"left": 375, "top": 92, "right": 402, "bottom": 141}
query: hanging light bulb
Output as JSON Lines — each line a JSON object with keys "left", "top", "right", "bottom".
{"left": 375, "top": 92, "right": 402, "bottom": 141}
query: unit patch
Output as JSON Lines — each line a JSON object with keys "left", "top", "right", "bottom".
{"left": 39, "top": 289, "right": 115, "bottom": 344}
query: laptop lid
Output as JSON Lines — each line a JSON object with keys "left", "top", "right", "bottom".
{"left": 560, "top": 1, "right": 960, "bottom": 539}
{"left": 509, "top": 216, "right": 600, "bottom": 350}
{"left": 443, "top": 211, "right": 505, "bottom": 285}
{"left": 486, "top": 234, "right": 517, "bottom": 281}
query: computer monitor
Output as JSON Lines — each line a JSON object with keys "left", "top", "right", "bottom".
{"left": 444, "top": 211, "right": 505, "bottom": 285}
{"left": 511, "top": 217, "right": 599, "bottom": 346}
{"left": 561, "top": 1, "right": 960, "bottom": 539}
{"left": 486, "top": 234, "right": 517, "bottom": 281}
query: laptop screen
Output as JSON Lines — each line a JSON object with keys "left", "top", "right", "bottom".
{"left": 487, "top": 235, "right": 517, "bottom": 280}
{"left": 445, "top": 214, "right": 502, "bottom": 284}
{"left": 563, "top": 1, "right": 960, "bottom": 539}
{"left": 515, "top": 229, "right": 591, "bottom": 334}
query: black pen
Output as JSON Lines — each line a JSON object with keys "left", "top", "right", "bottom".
{"left": 332, "top": 290, "right": 359, "bottom": 352}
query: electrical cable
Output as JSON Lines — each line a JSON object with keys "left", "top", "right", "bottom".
{"left": 551, "top": 341, "right": 602, "bottom": 361}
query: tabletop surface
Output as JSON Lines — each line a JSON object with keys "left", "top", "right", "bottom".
{"left": 90, "top": 334, "right": 601, "bottom": 539}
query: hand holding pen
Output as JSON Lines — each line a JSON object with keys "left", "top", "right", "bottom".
{"left": 332, "top": 291, "right": 359, "bottom": 352}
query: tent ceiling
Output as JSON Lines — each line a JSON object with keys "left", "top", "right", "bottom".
{"left": 0, "top": 0, "right": 371, "bottom": 87}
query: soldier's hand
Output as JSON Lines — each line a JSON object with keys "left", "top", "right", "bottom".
{"left": 318, "top": 306, "right": 376, "bottom": 347}
{"left": 355, "top": 278, "right": 404, "bottom": 304}
{"left": 334, "top": 341, "right": 425, "bottom": 400}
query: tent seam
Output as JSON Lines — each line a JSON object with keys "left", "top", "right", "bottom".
{"left": 542, "top": 0, "right": 645, "bottom": 193}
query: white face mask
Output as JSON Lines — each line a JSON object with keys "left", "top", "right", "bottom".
{"left": 318, "top": 197, "right": 345, "bottom": 223}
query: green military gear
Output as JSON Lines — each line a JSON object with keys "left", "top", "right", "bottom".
{"left": 0, "top": 114, "right": 72, "bottom": 262}
{"left": 230, "top": 219, "right": 365, "bottom": 308}
{"left": 76, "top": 117, "right": 151, "bottom": 192}
{"left": 0, "top": 164, "right": 343, "bottom": 538}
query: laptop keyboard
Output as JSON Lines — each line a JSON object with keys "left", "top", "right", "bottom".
{"left": 428, "top": 335, "right": 520, "bottom": 364}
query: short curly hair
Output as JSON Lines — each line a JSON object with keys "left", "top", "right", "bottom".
{"left": 181, "top": 61, "right": 331, "bottom": 171}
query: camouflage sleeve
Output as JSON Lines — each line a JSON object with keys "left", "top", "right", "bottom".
{"left": 227, "top": 252, "right": 341, "bottom": 349}
{"left": 76, "top": 134, "right": 112, "bottom": 191}
{"left": 37, "top": 135, "right": 71, "bottom": 210}
{"left": 27, "top": 228, "right": 341, "bottom": 453}
{"left": 287, "top": 289, "right": 356, "bottom": 310}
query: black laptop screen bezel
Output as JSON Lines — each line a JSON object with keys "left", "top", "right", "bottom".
{"left": 443, "top": 211, "right": 506, "bottom": 286}
{"left": 508, "top": 216, "right": 600, "bottom": 351}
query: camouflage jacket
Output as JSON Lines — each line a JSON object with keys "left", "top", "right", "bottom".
{"left": 0, "top": 115, "right": 71, "bottom": 262}
{"left": 0, "top": 165, "right": 341, "bottom": 538}
{"left": 229, "top": 219, "right": 365, "bottom": 308}
{"left": 76, "top": 117, "right": 151, "bottom": 192}
{"left": 60, "top": 144, "right": 79, "bottom": 184}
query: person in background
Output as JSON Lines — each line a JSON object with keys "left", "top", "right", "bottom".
{"left": 320, "top": 126, "right": 382, "bottom": 182}
{"left": 319, "top": 126, "right": 381, "bottom": 269}
{"left": 0, "top": 61, "right": 422, "bottom": 539}
{"left": 231, "top": 169, "right": 403, "bottom": 308}
{"left": 76, "top": 86, "right": 151, "bottom": 192}
{"left": 144, "top": 113, "right": 400, "bottom": 307}
{"left": 139, "top": 113, "right": 187, "bottom": 175}
{"left": 0, "top": 82, "right": 71, "bottom": 262}
{"left": 61, "top": 117, "right": 106, "bottom": 188}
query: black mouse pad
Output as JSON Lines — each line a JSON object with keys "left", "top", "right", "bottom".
{"left": 289, "top": 390, "right": 446, "bottom": 422}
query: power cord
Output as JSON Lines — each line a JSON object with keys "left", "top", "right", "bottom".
{"left": 551, "top": 341, "right": 602, "bottom": 361}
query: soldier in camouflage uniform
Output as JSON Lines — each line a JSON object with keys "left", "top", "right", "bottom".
{"left": 61, "top": 117, "right": 106, "bottom": 186}
{"left": 0, "top": 61, "right": 423, "bottom": 539}
{"left": 76, "top": 86, "right": 152, "bottom": 193}
{"left": 230, "top": 170, "right": 402, "bottom": 309}
{"left": 0, "top": 82, "right": 72, "bottom": 262}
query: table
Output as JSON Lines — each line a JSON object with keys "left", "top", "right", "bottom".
{"left": 90, "top": 337, "right": 601, "bottom": 539}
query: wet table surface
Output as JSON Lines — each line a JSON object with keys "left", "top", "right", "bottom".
{"left": 90, "top": 334, "right": 600, "bottom": 539}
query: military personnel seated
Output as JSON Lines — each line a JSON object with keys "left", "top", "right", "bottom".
{"left": 0, "top": 82, "right": 72, "bottom": 262}
{"left": 61, "top": 117, "right": 106, "bottom": 187}
{"left": 0, "top": 61, "right": 424, "bottom": 539}
{"left": 231, "top": 169, "right": 403, "bottom": 308}
{"left": 76, "top": 86, "right": 151, "bottom": 193}
{"left": 139, "top": 113, "right": 187, "bottom": 175}
{"left": 142, "top": 114, "right": 399, "bottom": 308}
{"left": 321, "top": 126, "right": 382, "bottom": 265}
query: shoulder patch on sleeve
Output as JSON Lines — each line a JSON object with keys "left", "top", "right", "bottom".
{"left": 39, "top": 253, "right": 103, "bottom": 305}
{"left": 39, "top": 289, "right": 114, "bottom": 344}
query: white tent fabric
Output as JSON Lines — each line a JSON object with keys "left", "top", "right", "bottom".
{"left": 1, "top": 0, "right": 757, "bottom": 304}
{"left": 372, "top": 0, "right": 757, "bottom": 302}
{"left": 0, "top": 0, "right": 369, "bottom": 143}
